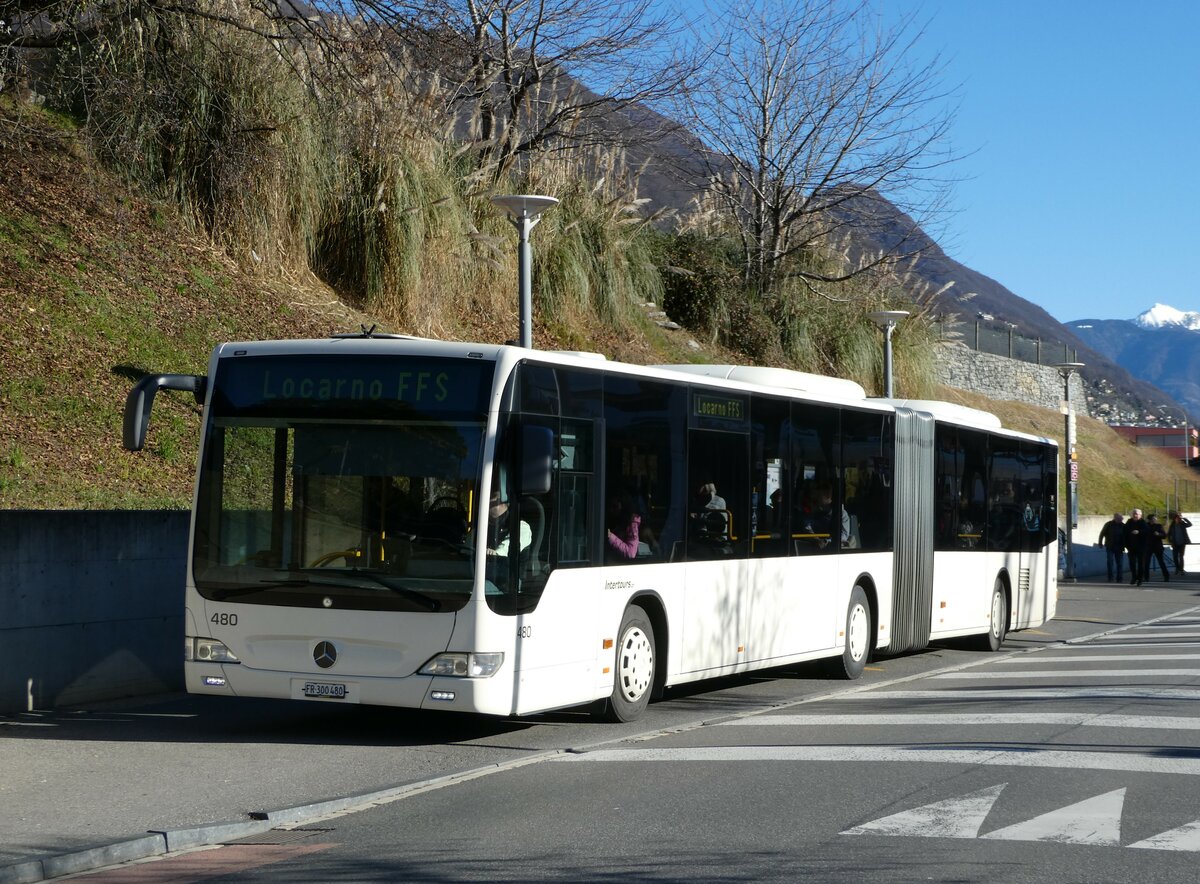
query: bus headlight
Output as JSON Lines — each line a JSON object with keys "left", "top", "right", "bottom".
{"left": 191, "top": 638, "right": 240, "bottom": 663}
{"left": 419, "top": 652, "right": 504, "bottom": 678}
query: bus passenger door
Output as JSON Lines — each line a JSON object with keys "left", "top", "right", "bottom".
{"left": 1015, "top": 441, "right": 1050, "bottom": 628}
{"left": 681, "top": 428, "right": 749, "bottom": 674}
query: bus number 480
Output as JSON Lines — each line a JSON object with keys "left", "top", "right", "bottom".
{"left": 211, "top": 612, "right": 238, "bottom": 627}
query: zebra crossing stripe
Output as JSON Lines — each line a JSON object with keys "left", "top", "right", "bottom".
{"left": 835, "top": 686, "right": 1200, "bottom": 700}
{"left": 562, "top": 745, "right": 1200, "bottom": 775}
{"left": 714, "top": 713, "right": 1200, "bottom": 729}
{"left": 1067, "top": 642, "right": 1200, "bottom": 649}
{"left": 1001, "top": 653, "right": 1200, "bottom": 662}
{"left": 1126, "top": 623, "right": 1200, "bottom": 629}
{"left": 932, "top": 669, "right": 1200, "bottom": 679}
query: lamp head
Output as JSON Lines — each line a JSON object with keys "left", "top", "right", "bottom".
{"left": 490, "top": 194, "right": 559, "bottom": 219}
{"left": 1053, "top": 361, "right": 1085, "bottom": 378}
{"left": 867, "top": 310, "right": 910, "bottom": 329}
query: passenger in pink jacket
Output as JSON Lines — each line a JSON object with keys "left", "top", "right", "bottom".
{"left": 606, "top": 494, "right": 642, "bottom": 559}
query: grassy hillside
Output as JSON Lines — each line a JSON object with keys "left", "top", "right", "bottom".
{"left": 2, "top": 101, "right": 1192, "bottom": 515}
{"left": 0, "top": 103, "right": 725, "bottom": 508}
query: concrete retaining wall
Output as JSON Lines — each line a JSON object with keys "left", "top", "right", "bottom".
{"left": 0, "top": 511, "right": 188, "bottom": 714}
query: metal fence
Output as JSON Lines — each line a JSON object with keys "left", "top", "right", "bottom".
{"left": 937, "top": 319, "right": 1078, "bottom": 366}
{"left": 1164, "top": 479, "right": 1199, "bottom": 516}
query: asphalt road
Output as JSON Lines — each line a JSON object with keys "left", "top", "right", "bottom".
{"left": 4, "top": 578, "right": 1199, "bottom": 882}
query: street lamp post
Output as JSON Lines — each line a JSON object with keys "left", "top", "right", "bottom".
{"left": 1054, "top": 362, "right": 1085, "bottom": 582}
{"left": 490, "top": 194, "right": 559, "bottom": 349}
{"left": 867, "top": 310, "right": 910, "bottom": 398}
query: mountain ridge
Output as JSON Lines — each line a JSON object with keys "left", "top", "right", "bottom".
{"left": 1068, "top": 313, "right": 1200, "bottom": 422}
{"left": 775, "top": 185, "right": 1183, "bottom": 423}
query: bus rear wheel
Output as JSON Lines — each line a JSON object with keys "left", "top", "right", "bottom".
{"left": 974, "top": 579, "right": 1008, "bottom": 652}
{"left": 605, "top": 605, "right": 656, "bottom": 722}
{"left": 837, "top": 585, "right": 871, "bottom": 679}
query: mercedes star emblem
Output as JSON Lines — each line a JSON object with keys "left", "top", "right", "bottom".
{"left": 313, "top": 641, "right": 337, "bottom": 669}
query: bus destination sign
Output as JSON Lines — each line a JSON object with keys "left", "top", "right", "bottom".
{"left": 692, "top": 392, "right": 748, "bottom": 428}
{"left": 213, "top": 355, "right": 494, "bottom": 417}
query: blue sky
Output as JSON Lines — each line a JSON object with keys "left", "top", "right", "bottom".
{"left": 900, "top": 0, "right": 1200, "bottom": 322}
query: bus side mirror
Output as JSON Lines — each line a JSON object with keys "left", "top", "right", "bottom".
{"left": 123, "top": 373, "right": 208, "bottom": 451}
{"left": 520, "top": 425, "right": 554, "bottom": 495}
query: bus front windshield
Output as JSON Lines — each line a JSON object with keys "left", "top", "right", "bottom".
{"left": 191, "top": 355, "right": 493, "bottom": 613}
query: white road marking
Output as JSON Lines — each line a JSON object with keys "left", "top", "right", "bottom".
{"left": 1091, "top": 631, "right": 1200, "bottom": 639}
{"left": 1066, "top": 642, "right": 1200, "bottom": 649}
{"left": 1129, "top": 819, "right": 1200, "bottom": 852}
{"left": 843, "top": 784, "right": 1007, "bottom": 839}
{"left": 1000, "top": 654, "right": 1200, "bottom": 663}
{"left": 931, "top": 669, "right": 1200, "bottom": 679}
{"left": 980, "top": 788, "right": 1125, "bottom": 846}
{"left": 1125, "top": 623, "right": 1200, "bottom": 629}
{"left": 844, "top": 786, "right": 1200, "bottom": 852}
{"left": 833, "top": 687, "right": 1200, "bottom": 701}
{"left": 564, "top": 746, "right": 1200, "bottom": 775}
{"left": 715, "top": 713, "right": 1200, "bottom": 730}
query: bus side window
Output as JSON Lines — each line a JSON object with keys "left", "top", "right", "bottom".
{"left": 558, "top": 420, "right": 596, "bottom": 565}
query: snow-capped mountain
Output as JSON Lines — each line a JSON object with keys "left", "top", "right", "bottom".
{"left": 1133, "top": 303, "right": 1200, "bottom": 331}
{"left": 1070, "top": 308, "right": 1200, "bottom": 420}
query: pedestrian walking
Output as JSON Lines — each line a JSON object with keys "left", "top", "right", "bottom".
{"left": 1124, "top": 509, "right": 1148, "bottom": 586}
{"left": 1097, "top": 512, "right": 1125, "bottom": 582}
{"left": 1168, "top": 511, "right": 1193, "bottom": 574}
{"left": 1144, "top": 514, "right": 1170, "bottom": 582}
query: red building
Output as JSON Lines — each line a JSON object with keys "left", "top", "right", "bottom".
{"left": 1111, "top": 424, "right": 1198, "bottom": 464}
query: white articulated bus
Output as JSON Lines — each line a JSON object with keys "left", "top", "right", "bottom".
{"left": 124, "top": 333, "right": 1058, "bottom": 721}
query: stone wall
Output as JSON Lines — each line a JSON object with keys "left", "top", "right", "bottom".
{"left": 935, "top": 342, "right": 1088, "bottom": 414}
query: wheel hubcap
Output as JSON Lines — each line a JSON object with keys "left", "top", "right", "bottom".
{"left": 991, "top": 590, "right": 1004, "bottom": 638}
{"left": 618, "top": 626, "right": 653, "bottom": 701}
{"left": 848, "top": 603, "right": 868, "bottom": 662}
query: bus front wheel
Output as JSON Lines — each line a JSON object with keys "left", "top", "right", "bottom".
{"left": 605, "top": 605, "right": 656, "bottom": 722}
{"left": 974, "top": 579, "right": 1008, "bottom": 652}
{"left": 838, "top": 586, "right": 871, "bottom": 679}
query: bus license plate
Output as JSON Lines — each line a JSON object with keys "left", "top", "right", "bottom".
{"left": 303, "top": 681, "right": 347, "bottom": 699}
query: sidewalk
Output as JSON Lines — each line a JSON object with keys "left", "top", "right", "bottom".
{"left": 4, "top": 573, "right": 1200, "bottom": 883}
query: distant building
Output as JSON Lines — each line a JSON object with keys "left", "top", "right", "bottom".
{"left": 1110, "top": 424, "right": 1198, "bottom": 464}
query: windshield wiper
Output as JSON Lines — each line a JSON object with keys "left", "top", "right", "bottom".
{"left": 294, "top": 568, "right": 442, "bottom": 612}
{"left": 211, "top": 583, "right": 281, "bottom": 600}
{"left": 211, "top": 571, "right": 442, "bottom": 611}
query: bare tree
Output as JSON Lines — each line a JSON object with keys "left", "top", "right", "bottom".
{"left": 4, "top": 0, "right": 696, "bottom": 178}
{"left": 406, "top": 0, "right": 696, "bottom": 180}
{"left": 672, "top": 0, "right": 958, "bottom": 302}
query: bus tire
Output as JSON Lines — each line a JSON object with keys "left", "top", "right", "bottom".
{"left": 838, "top": 585, "right": 871, "bottom": 680}
{"left": 974, "top": 579, "right": 1008, "bottom": 651}
{"left": 605, "top": 605, "right": 656, "bottom": 722}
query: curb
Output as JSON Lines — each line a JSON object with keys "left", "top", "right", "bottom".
{"left": 0, "top": 754, "right": 564, "bottom": 883}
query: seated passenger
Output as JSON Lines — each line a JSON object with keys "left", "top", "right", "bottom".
{"left": 606, "top": 493, "right": 642, "bottom": 560}
{"left": 766, "top": 487, "right": 786, "bottom": 531}
{"left": 691, "top": 482, "right": 730, "bottom": 541}
{"left": 804, "top": 482, "right": 849, "bottom": 550}
{"left": 697, "top": 482, "right": 726, "bottom": 511}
